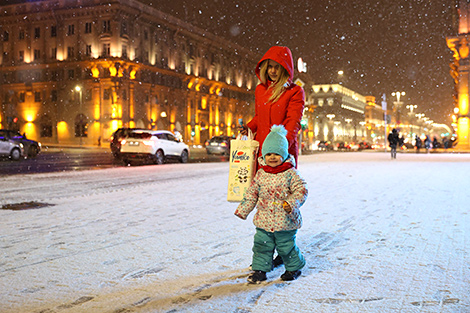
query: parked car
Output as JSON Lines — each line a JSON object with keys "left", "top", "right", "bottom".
{"left": 120, "top": 130, "right": 189, "bottom": 165}
{"left": 347, "top": 142, "right": 360, "bottom": 151}
{"left": 317, "top": 140, "right": 334, "bottom": 151}
{"left": 110, "top": 128, "right": 143, "bottom": 158}
{"left": 0, "top": 132, "right": 24, "bottom": 160}
{"left": 358, "top": 142, "right": 372, "bottom": 150}
{"left": 0, "top": 129, "right": 40, "bottom": 158}
{"left": 337, "top": 142, "right": 350, "bottom": 150}
{"left": 205, "top": 135, "right": 233, "bottom": 155}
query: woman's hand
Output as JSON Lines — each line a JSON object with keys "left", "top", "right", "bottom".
{"left": 239, "top": 125, "right": 248, "bottom": 136}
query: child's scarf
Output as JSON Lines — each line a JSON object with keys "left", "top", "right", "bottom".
{"left": 260, "top": 162, "right": 293, "bottom": 174}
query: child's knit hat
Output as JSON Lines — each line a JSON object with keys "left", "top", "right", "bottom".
{"left": 262, "top": 125, "right": 289, "bottom": 161}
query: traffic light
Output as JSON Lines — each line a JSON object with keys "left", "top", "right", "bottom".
{"left": 191, "top": 128, "right": 195, "bottom": 137}
{"left": 300, "top": 119, "right": 307, "bottom": 130}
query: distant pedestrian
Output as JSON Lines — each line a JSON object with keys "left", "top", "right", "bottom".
{"left": 387, "top": 128, "right": 399, "bottom": 159}
{"left": 415, "top": 135, "right": 422, "bottom": 153}
{"left": 424, "top": 135, "right": 431, "bottom": 153}
{"left": 235, "top": 125, "right": 308, "bottom": 284}
{"left": 432, "top": 136, "right": 439, "bottom": 150}
{"left": 443, "top": 137, "right": 450, "bottom": 149}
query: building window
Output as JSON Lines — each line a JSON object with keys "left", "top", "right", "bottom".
{"left": 102, "top": 43, "right": 110, "bottom": 57}
{"left": 19, "top": 92, "right": 25, "bottom": 102}
{"left": 122, "top": 45, "right": 127, "bottom": 58}
{"left": 67, "top": 47, "right": 74, "bottom": 58}
{"left": 3, "top": 31, "right": 9, "bottom": 41}
{"left": 51, "top": 90, "right": 57, "bottom": 101}
{"left": 102, "top": 20, "right": 111, "bottom": 33}
{"left": 51, "top": 47, "right": 57, "bottom": 59}
{"left": 34, "top": 49, "right": 40, "bottom": 60}
{"left": 40, "top": 115, "right": 53, "bottom": 138}
{"left": 34, "top": 27, "right": 40, "bottom": 39}
{"left": 51, "top": 70, "right": 58, "bottom": 81}
{"left": 68, "top": 69, "right": 75, "bottom": 79}
{"left": 51, "top": 26, "right": 57, "bottom": 37}
{"left": 68, "top": 24, "right": 75, "bottom": 36}
{"left": 103, "top": 88, "right": 110, "bottom": 100}
{"left": 121, "top": 21, "right": 128, "bottom": 36}
{"left": 86, "top": 45, "right": 92, "bottom": 56}
{"left": 34, "top": 91, "right": 41, "bottom": 102}
{"left": 19, "top": 51, "right": 24, "bottom": 62}
{"left": 75, "top": 114, "right": 88, "bottom": 138}
{"left": 19, "top": 30, "right": 24, "bottom": 40}
{"left": 85, "top": 22, "right": 92, "bottom": 34}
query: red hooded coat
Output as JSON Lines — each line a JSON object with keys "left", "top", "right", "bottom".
{"left": 247, "top": 46, "right": 305, "bottom": 168}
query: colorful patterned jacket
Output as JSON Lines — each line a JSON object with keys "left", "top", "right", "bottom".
{"left": 234, "top": 155, "right": 308, "bottom": 232}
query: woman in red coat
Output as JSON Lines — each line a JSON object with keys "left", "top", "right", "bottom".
{"left": 243, "top": 46, "right": 305, "bottom": 169}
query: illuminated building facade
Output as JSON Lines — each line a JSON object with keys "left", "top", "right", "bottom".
{"left": 447, "top": 0, "right": 470, "bottom": 150}
{"left": 309, "top": 84, "right": 368, "bottom": 145}
{"left": 0, "top": 0, "right": 257, "bottom": 146}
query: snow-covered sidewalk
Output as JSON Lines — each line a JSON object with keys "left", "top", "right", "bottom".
{"left": 1, "top": 152, "right": 469, "bottom": 312}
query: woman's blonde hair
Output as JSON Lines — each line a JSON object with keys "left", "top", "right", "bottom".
{"left": 259, "top": 60, "right": 290, "bottom": 103}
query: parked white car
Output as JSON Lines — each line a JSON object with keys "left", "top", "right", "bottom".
{"left": 120, "top": 130, "right": 189, "bottom": 165}
{"left": 0, "top": 133, "right": 24, "bottom": 160}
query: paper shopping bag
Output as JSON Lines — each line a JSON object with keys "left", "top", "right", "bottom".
{"left": 227, "top": 130, "right": 259, "bottom": 202}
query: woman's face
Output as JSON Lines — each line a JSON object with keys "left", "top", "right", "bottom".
{"left": 267, "top": 60, "right": 282, "bottom": 82}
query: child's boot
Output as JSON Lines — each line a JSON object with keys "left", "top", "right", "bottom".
{"left": 247, "top": 270, "right": 267, "bottom": 284}
{"left": 281, "top": 270, "right": 301, "bottom": 281}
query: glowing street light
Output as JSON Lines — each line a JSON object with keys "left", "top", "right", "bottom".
{"left": 406, "top": 104, "right": 417, "bottom": 113}
{"left": 415, "top": 113, "right": 425, "bottom": 119}
{"left": 391, "top": 91, "right": 406, "bottom": 103}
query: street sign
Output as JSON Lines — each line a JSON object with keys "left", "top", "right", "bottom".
{"left": 294, "top": 78, "right": 305, "bottom": 88}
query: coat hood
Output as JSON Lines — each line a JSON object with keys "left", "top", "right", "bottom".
{"left": 255, "top": 46, "right": 294, "bottom": 83}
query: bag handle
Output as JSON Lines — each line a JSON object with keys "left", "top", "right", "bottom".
{"left": 236, "top": 128, "right": 254, "bottom": 141}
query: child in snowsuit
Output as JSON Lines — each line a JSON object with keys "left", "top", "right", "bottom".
{"left": 235, "top": 125, "right": 308, "bottom": 283}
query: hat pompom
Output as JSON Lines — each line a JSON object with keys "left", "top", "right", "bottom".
{"left": 270, "top": 124, "right": 288, "bottom": 137}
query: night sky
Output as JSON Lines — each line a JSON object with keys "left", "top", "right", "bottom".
{"left": 0, "top": 0, "right": 458, "bottom": 124}
{"left": 146, "top": 0, "right": 458, "bottom": 125}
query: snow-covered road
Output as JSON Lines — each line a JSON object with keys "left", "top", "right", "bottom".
{"left": 1, "top": 152, "right": 469, "bottom": 312}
